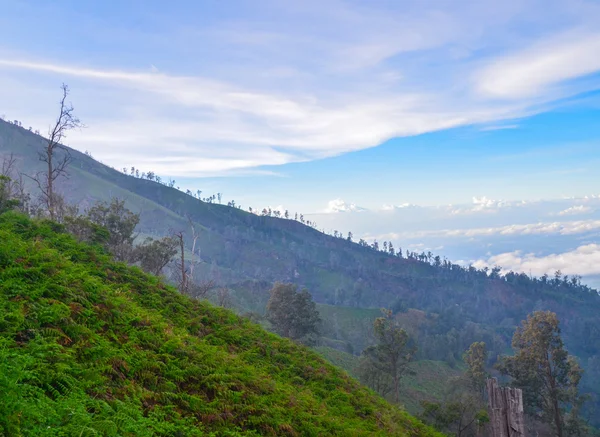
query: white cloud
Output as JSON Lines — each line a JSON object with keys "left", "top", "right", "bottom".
{"left": 2, "top": 1, "right": 600, "bottom": 176}
{"left": 381, "top": 203, "right": 419, "bottom": 211}
{"left": 474, "top": 32, "right": 600, "bottom": 99}
{"left": 449, "top": 196, "right": 527, "bottom": 215}
{"left": 370, "top": 219, "right": 600, "bottom": 241}
{"left": 323, "top": 199, "right": 368, "bottom": 213}
{"left": 472, "top": 244, "right": 600, "bottom": 277}
{"left": 557, "top": 205, "right": 593, "bottom": 216}
{"left": 479, "top": 124, "right": 519, "bottom": 131}
{"left": 440, "top": 219, "right": 600, "bottom": 238}
{"left": 0, "top": 58, "right": 518, "bottom": 176}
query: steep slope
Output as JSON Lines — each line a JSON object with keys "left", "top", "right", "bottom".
{"left": 0, "top": 211, "right": 440, "bottom": 436}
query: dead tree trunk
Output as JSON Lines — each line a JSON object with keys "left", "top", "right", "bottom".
{"left": 175, "top": 231, "right": 187, "bottom": 293}
{"left": 487, "top": 378, "right": 526, "bottom": 437}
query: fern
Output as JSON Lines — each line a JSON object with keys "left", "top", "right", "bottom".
{"left": 0, "top": 212, "right": 442, "bottom": 437}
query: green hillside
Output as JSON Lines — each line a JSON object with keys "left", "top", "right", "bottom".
{"left": 0, "top": 211, "right": 441, "bottom": 436}
{"left": 2, "top": 118, "right": 600, "bottom": 424}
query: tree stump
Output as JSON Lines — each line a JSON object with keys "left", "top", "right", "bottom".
{"left": 486, "top": 378, "right": 526, "bottom": 437}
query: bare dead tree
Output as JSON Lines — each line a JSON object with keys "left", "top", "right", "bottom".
{"left": 217, "top": 287, "right": 232, "bottom": 308}
{"left": 174, "top": 224, "right": 214, "bottom": 300}
{"left": 174, "top": 231, "right": 188, "bottom": 293}
{"left": 187, "top": 215, "right": 201, "bottom": 280}
{"left": 1, "top": 153, "right": 17, "bottom": 175}
{"left": 29, "top": 84, "right": 82, "bottom": 220}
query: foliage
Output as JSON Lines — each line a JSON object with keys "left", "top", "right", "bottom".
{"left": 362, "top": 309, "right": 415, "bottom": 403}
{"left": 86, "top": 198, "right": 140, "bottom": 262}
{"left": 135, "top": 236, "right": 179, "bottom": 276}
{"left": 1, "top": 154, "right": 31, "bottom": 215}
{"left": 420, "top": 394, "right": 488, "bottom": 437}
{"left": 0, "top": 212, "right": 441, "bottom": 436}
{"left": 266, "top": 283, "right": 321, "bottom": 345}
{"left": 419, "top": 345, "right": 489, "bottom": 437}
{"left": 498, "top": 311, "right": 588, "bottom": 437}
{"left": 0, "top": 175, "right": 19, "bottom": 214}
{"left": 463, "top": 342, "right": 487, "bottom": 394}
{"left": 357, "top": 355, "right": 394, "bottom": 399}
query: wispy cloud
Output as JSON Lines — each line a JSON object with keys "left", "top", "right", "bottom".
{"left": 378, "top": 219, "right": 600, "bottom": 240}
{"left": 473, "top": 31, "right": 600, "bottom": 99}
{"left": 557, "top": 205, "right": 593, "bottom": 216}
{"left": 0, "top": 58, "right": 508, "bottom": 175}
{"left": 479, "top": 124, "right": 519, "bottom": 131}
{"left": 2, "top": 1, "right": 600, "bottom": 176}
{"left": 380, "top": 203, "right": 419, "bottom": 211}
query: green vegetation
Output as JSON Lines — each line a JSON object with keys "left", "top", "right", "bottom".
{"left": 0, "top": 211, "right": 441, "bottom": 436}
{"left": 3, "top": 118, "right": 600, "bottom": 429}
{"left": 498, "top": 311, "right": 588, "bottom": 436}
{"left": 362, "top": 309, "right": 415, "bottom": 403}
{"left": 0, "top": 175, "right": 18, "bottom": 213}
{"left": 315, "top": 347, "right": 462, "bottom": 414}
{"left": 266, "top": 283, "right": 321, "bottom": 344}
{"left": 418, "top": 343, "right": 489, "bottom": 436}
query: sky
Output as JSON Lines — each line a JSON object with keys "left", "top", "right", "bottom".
{"left": 1, "top": 0, "right": 600, "bottom": 286}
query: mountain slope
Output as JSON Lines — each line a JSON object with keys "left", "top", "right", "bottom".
{"left": 0, "top": 211, "right": 441, "bottom": 436}
{"left": 2, "top": 118, "right": 600, "bottom": 423}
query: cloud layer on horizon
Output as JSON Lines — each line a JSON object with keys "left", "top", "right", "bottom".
{"left": 472, "top": 244, "right": 600, "bottom": 278}
{"left": 308, "top": 193, "right": 600, "bottom": 287}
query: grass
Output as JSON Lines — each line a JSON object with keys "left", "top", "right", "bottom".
{"left": 0, "top": 211, "right": 442, "bottom": 436}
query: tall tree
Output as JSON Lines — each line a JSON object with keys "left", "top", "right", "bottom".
{"left": 31, "top": 84, "right": 82, "bottom": 220}
{"left": 362, "top": 309, "right": 415, "bottom": 403}
{"left": 357, "top": 356, "right": 393, "bottom": 399}
{"left": 86, "top": 198, "right": 139, "bottom": 262}
{"left": 174, "top": 231, "right": 188, "bottom": 293}
{"left": 419, "top": 344, "right": 490, "bottom": 437}
{"left": 186, "top": 216, "right": 201, "bottom": 281}
{"left": 464, "top": 342, "right": 487, "bottom": 395}
{"left": 265, "top": 283, "right": 320, "bottom": 344}
{"left": 135, "top": 236, "right": 178, "bottom": 276}
{"left": 498, "top": 311, "right": 587, "bottom": 437}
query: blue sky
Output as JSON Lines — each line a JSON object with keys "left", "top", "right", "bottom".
{"left": 2, "top": 0, "right": 600, "bottom": 286}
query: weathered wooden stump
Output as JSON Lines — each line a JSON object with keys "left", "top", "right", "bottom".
{"left": 486, "top": 378, "right": 526, "bottom": 437}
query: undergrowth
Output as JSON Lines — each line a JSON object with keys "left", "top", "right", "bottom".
{"left": 0, "top": 212, "right": 441, "bottom": 436}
